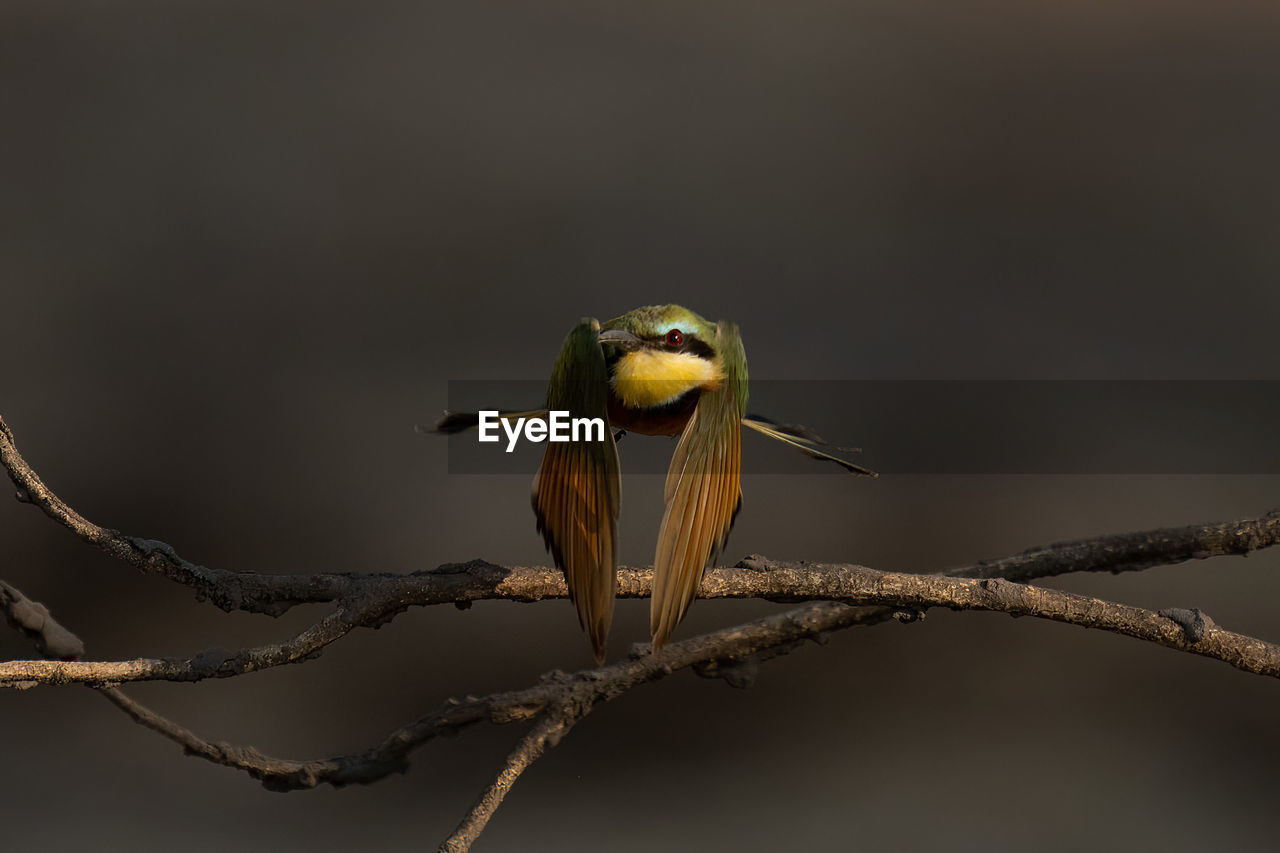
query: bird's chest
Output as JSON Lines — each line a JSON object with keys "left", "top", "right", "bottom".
{"left": 603, "top": 348, "right": 721, "bottom": 435}
{"left": 606, "top": 389, "right": 698, "bottom": 436}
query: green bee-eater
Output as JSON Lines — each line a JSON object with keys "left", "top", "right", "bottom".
{"left": 438, "top": 304, "right": 874, "bottom": 664}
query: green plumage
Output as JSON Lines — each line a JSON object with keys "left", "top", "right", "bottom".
{"left": 438, "top": 304, "right": 873, "bottom": 665}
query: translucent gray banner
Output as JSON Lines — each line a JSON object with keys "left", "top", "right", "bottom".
{"left": 432, "top": 380, "right": 1280, "bottom": 475}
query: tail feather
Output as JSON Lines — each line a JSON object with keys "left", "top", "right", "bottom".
{"left": 742, "top": 415, "right": 877, "bottom": 477}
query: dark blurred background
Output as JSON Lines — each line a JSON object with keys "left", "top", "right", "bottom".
{"left": 3, "top": 1, "right": 1280, "bottom": 850}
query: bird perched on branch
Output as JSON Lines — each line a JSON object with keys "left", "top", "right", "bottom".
{"left": 437, "top": 304, "right": 874, "bottom": 664}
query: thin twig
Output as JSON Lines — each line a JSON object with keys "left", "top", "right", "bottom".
{"left": 439, "top": 707, "right": 585, "bottom": 853}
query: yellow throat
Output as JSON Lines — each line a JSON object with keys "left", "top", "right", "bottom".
{"left": 611, "top": 349, "right": 725, "bottom": 408}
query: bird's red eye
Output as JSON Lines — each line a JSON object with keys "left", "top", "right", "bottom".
{"left": 665, "top": 329, "right": 684, "bottom": 348}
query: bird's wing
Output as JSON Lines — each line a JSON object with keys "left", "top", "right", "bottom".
{"left": 650, "top": 320, "right": 748, "bottom": 651}
{"left": 430, "top": 409, "right": 549, "bottom": 434}
{"left": 741, "top": 415, "right": 877, "bottom": 477}
{"left": 531, "top": 318, "right": 621, "bottom": 665}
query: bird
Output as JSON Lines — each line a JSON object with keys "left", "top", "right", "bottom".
{"left": 436, "top": 304, "right": 875, "bottom": 665}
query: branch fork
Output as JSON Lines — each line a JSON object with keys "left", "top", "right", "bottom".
{"left": 3, "top": 413, "right": 1280, "bottom": 851}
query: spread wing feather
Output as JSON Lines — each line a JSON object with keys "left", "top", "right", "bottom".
{"left": 431, "top": 409, "right": 549, "bottom": 434}
{"left": 650, "top": 320, "right": 747, "bottom": 651}
{"left": 531, "top": 318, "right": 621, "bottom": 665}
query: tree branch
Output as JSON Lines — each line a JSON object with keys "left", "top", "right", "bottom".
{"left": 6, "top": 410, "right": 1280, "bottom": 849}
{"left": 7, "top": 559, "right": 1278, "bottom": 797}
{"left": 4, "top": 414, "right": 1279, "bottom": 623}
{"left": 439, "top": 706, "right": 585, "bottom": 853}
{"left": 7, "top": 556, "right": 1280, "bottom": 687}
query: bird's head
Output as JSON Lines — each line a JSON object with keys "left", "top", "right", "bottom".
{"left": 598, "top": 305, "right": 725, "bottom": 409}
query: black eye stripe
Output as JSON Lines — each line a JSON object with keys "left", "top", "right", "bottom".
{"left": 639, "top": 332, "right": 714, "bottom": 359}
{"left": 683, "top": 338, "right": 715, "bottom": 359}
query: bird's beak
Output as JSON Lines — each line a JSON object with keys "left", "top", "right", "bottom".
{"left": 597, "top": 329, "right": 643, "bottom": 350}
